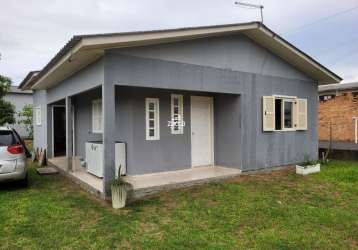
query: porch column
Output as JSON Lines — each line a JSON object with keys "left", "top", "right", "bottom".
{"left": 65, "top": 96, "right": 73, "bottom": 158}
{"left": 102, "top": 82, "right": 116, "bottom": 197}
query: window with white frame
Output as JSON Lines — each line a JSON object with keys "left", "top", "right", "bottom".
{"left": 263, "top": 96, "right": 307, "bottom": 132}
{"left": 92, "top": 99, "right": 103, "bottom": 133}
{"left": 34, "top": 107, "right": 41, "bottom": 126}
{"left": 171, "top": 94, "right": 184, "bottom": 134}
{"left": 145, "top": 98, "right": 160, "bottom": 140}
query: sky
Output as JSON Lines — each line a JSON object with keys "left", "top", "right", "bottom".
{"left": 0, "top": 0, "right": 357, "bottom": 85}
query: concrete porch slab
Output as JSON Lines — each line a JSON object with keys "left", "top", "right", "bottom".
{"left": 123, "top": 166, "right": 241, "bottom": 200}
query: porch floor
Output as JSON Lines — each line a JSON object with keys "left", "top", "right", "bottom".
{"left": 47, "top": 157, "right": 241, "bottom": 200}
{"left": 123, "top": 166, "right": 242, "bottom": 200}
{"left": 48, "top": 157, "right": 104, "bottom": 196}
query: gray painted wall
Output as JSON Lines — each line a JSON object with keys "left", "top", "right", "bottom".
{"left": 47, "top": 58, "right": 104, "bottom": 104}
{"left": 4, "top": 91, "right": 33, "bottom": 138}
{"left": 115, "top": 87, "right": 192, "bottom": 175}
{"left": 214, "top": 94, "right": 241, "bottom": 168}
{"left": 72, "top": 85, "right": 240, "bottom": 175}
{"left": 72, "top": 88, "right": 102, "bottom": 159}
{"left": 115, "top": 34, "right": 310, "bottom": 81}
{"left": 33, "top": 90, "right": 47, "bottom": 150}
{"left": 105, "top": 52, "right": 317, "bottom": 171}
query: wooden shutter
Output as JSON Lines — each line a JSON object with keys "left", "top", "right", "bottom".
{"left": 297, "top": 98, "right": 307, "bottom": 130}
{"left": 262, "top": 96, "right": 275, "bottom": 131}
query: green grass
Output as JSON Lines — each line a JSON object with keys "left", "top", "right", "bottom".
{"left": 0, "top": 161, "right": 357, "bottom": 249}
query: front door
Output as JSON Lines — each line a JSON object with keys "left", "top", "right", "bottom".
{"left": 190, "top": 96, "right": 214, "bottom": 167}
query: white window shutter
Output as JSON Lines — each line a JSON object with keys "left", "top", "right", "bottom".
{"left": 297, "top": 98, "right": 308, "bottom": 130}
{"left": 262, "top": 96, "right": 275, "bottom": 131}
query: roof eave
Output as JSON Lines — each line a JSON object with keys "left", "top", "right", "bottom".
{"left": 253, "top": 24, "right": 341, "bottom": 84}
{"left": 30, "top": 22, "right": 341, "bottom": 90}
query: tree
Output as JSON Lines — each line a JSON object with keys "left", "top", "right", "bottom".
{"left": 18, "top": 104, "right": 33, "bottom": 138}
{"left": 0, "top": 75, "right": 15, "bottom": 126}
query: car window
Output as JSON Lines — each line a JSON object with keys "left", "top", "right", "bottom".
{"left": 0, "top": 131, "right": 17, "bottom": 146}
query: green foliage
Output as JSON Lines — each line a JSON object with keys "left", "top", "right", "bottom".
{"left": 0, "top": 75, "right": 11, "bottom": 98}
{"left": 301, "top": 153, "right": 320, "bottom": 167}
{"left": 0, "top": 74, "right": 15, "bottom": 126}
{"left": 111, "top": 165, "right": 130, "bottom": 188}
{"left": 0, "top": 99, "right": 15, "bottom": 126}
{"left": 18, "top": 104, "right": 33, "bottom": 138}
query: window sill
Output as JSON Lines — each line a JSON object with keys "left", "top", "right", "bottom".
{"left": 146, "top": 138, "right": 160, "bottom": 141}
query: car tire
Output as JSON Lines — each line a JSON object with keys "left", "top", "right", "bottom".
{"left": 18, "top": 173, "right": 28, "bottom": 188}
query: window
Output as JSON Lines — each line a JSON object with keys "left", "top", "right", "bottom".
{"left": 263, "top": 96, "right": 307, "bottom": 132}
{"left": 92, "top": 99, "right": 102, "bottom": 133}
{"left": 283, "top": 99, "right": 294, "bottom": 129}
{"left": 146, "top": 98, "right": 160, "bottom": 140}
{"left": 34, "top": 107, "right": 41, "bottom": 126}
{"left": 171, "top": 94, "right": 184, "bottom": 134}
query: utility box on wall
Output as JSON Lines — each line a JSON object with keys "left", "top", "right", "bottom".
{"left": 85, "top": 141, "right": 127, "bottom": 178}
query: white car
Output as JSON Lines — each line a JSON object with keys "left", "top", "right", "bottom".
{"left": 0, "top": 127, "right": 29, "bottom": 186}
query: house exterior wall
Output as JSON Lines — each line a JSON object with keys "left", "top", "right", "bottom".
{"left": 3, "top": 91, "right": 33, "bottom": 138}
{"left": 214, "top": 94, "right": 241, "bottom": 167}
{"left": 105, "top": 35, "right": 318, "bottom": 171}
{"left": 33, "top": 90, "right": 47, "bottom": 150}
{"left": 46, "top": 58, "right": 104, "bottom": 104}
{"left": 116, "top": 34, "right": 311, "bottom": 81}
{"left": 33, "top": 34, "right": 318, "bottom": 173}
{"left": 319, "top": 92, "right": 358, "bottom": 142}
{"left": 115, "top": 87, "right": 192, "bottom": 175}
{"left": 71, "top": 86, "right": 241, "bottom": 175}
{"left": 32, "top": 58, "right": 104, "bottom": 155}
{"left": 72, "top": 88, "right": 102, "bottom": 158}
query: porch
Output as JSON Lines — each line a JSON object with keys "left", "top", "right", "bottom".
{"left": 47, "top": 156, "right": 241, "bottom": 200}
{"left": 46, "top": 84, "right": 242, "bottom": 199}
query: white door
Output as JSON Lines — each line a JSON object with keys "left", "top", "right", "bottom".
{"left": 191, "top": 96, "right": 214, "bottom": 167}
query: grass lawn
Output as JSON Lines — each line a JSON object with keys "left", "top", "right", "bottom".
{"left": 0, "top": 161, "right": 357, "bottom": 249}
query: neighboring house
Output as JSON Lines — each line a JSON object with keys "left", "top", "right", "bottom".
{"left": 319, "top": 82, "right": 358, "bottom": 143}
{"left": 3, "top": 86, "right": 33, "bottom": 138}
{"left": 19, "top": 22, "right": 341, "bottom": 198}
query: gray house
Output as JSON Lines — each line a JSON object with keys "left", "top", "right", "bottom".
{"left": 4, "top": 86, "right": 33, "bottom": 138}
{"left": 19, "top": 22, "right": 341, "bottom": 198}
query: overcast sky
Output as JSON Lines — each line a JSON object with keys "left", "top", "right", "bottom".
{"left": 1, "top": 0, "right": 357, "bottom": 84}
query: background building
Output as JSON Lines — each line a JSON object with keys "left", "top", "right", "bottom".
{"left": 3, "top": 86, "right": 33, "bottom": 138}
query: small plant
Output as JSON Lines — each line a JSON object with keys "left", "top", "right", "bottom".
{"left": 111, "top": 165, "right": 131, "bottom": 209}
{"left": 111, "top": 165, "right": 127, "bottom": 187}
{"left": 301, "top": 153, "right": 320, "bottom": 168}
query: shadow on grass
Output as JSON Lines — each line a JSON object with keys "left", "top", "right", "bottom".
{"left": 0, "top": 180, "right": 28, "bottom": 192}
